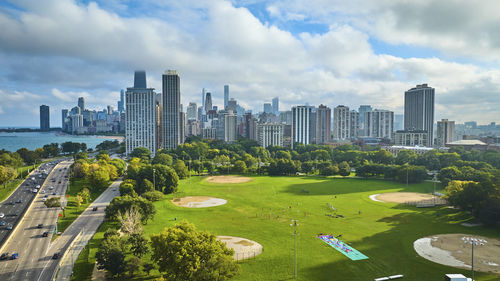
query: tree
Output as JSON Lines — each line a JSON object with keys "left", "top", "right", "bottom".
{"left": 125, "top": 256, "right": 142, "bottom": 278}
{"left": 232, "top": 160, "right": 247, "bottom": 174}
{"left": 87, "top": 166, "right": 110, "bottom": 190}
{"left": 142, "top": 191, "right": 164, "bottom": 202}
{"left": 371, "top": 150, "right": 393, "bottom": 164}
{"left": 119, "top": 180, "right": 137, "bottom": 197}
{"left": 301, "top": 161, "right": 314, "bottom": 174}
{"left": 118, "top": 206, "right": 143, "bottom": 235}
{"left": 173, "top": 160, "right": 189, "bottom": 179}
{"left": 0, "top": 166, "right": 17, "bottom": 188}
{"left": 152, "top": 153, "right": 173, "bottom": 166}
{"left": 150, "top": 221, "right": 239, "bottom": 281}
{"left": 143, "top": 263, "right": 156, "bottom": 275}
{"left": 106, "top": 195, "right": 156, "bottom": 223}
{"left": 191, "top": 160, "right": 203, "bottom": 174}
{"left": 397, "top": 165, "right": 428, "bottom": 184}
{"left": 275, "top": 150, "right": 292, "bottom": 160}
{"left": 96, "top": 234, "right": 128, "bottom": 277}
{"left": 130, "top": 147, "right": 151, "bottom": 160}
{"left": 128, "top": 233, "right": 150, "bottom": 257}
{"left": 75, "top": 195, "right": 83, "bottom": 207}
{"left": 438, "top": 166, "right": 462, "bottom": 186}
{"left": 395, "top": 150, "right": 418, "bottom": 165}
{"left": 77, "top": 187, "right": 90, "bottom": 204}
{"left": 138, "top": 164, "right": 179, "bottom": 194}
{"left": 320, "top": 164, "right": 339, "bottom": 176}
{"left": 44, "top": 197, "right": 61, "bottom": 208}
{"left": 338, "top": 161, "right": 351, "bottom": 177}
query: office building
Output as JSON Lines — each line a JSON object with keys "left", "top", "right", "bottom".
{"left": 365, "top": 110, "right": 394, "bottom": 139}
{"left": 350, "top": 110, "right": 359, "bottom": 139}
{"left": 125, "top": 71, "right": 157, "bottom": 156}
{"left": 436, "top": 119, "right": 455, "bottom": 146}
{"left": 205, "top": 92, "right": 212, "bottom": 114}
{"left": 394, "top": 114, "right": 404, "bottom": 131}
{"left": 40, "top": 105, "right": 50, "bottom": 131}
{"left": 162, "top": 70, "right": 181, "bottom": 150}
{"left": 333, "top": 105, "right": 351, "bottom": 140}
{"left": 404, "top": 84, "right": 435, "bottom": 146}
{"left": 61, "top": 109, "right": 69, "bottom": 131}
{"left": 292, "top": 106, "right": 312, "bottom": 147}
{"left": 358, "top": 105, "right": 372, "bottom": 133}
{"left": 227, "top": 99, "right": 237, "bottom": 112}
{"left": 258, "top": 123, "right": 283, "bottom": 147}
{"left": 316, "top": 105, "right": 331, "bottom": 144}
{"left": 118, "top": 89, "right": 125, "bottom": 113}
{"left": 394, "top": 130, "right": 428, "bottom": 146}
{"left": 187, "top": 102, "right": 197, "bottom": 120}
{"left": 77, "top": 97, "right": 85, "bottom": 112}
{"left": 263, "top": 103, "right": 272, "bottom": 114}
{"left": 224, "top": 85, "right": 229, "bottom": 109}
{"left": 224, "top": 111, "right": 237, "bottom": 143}
{"left": 272, "top": 97, "right": 279, "bottom": 115}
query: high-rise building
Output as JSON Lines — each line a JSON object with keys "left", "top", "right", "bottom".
{"left": 292, "top": 106, "right": 312, "bottom": 147}
{"left": 394, "top": 130, "right": 428, "bottom": 146}
{"left": 394, "top": 114, "right": 404, "bottom": 131}
{"left": 365, "top": 109, "right": 394, "bottom": 139}
{"left": 349, "top": 110, "right": 359, "bottom": 139}
{"left": 258, "top": 123, "right": 283, "bottom": 147}
{"left": 155, "top": 93, "right": 162, "bottom": 149}
{"left": 118, "top": 89, "right": 125, "bottom": 113}
{"left": 224, "top": 111, "right": 237, "bottom": 143}
{"left": 187, "top": 102, "right": 197, "bottom": 120}
{"left": 61, "top": 109, "right": 69, "bottom": 131}
{"left": 263, "top": 103, "right": 272, "bottom": 114}
{"left": 333, "top": 105, "right": 351, "bottom": 140}
{"left": 316, "top": 105, "right": 331, "bottom": 144}
{"left": 78, "top": 97, "right": 85, "bottom": 112}
{"left": 201, "top": 88, "right": 206, "bottom": 112}
{"left": 272, "top": 97, "right": 279, "bottom": 115}
{"left": 224, "top": 85, "right": 229, "bottom": 109}
{"left": 436, "top": 119, "right": 455, "bottom": 146}
{"left": 358, "top": 105, "right": 372, "bottom": 134}
{"left": 179, "top": 111, "right": 186, "bottom": 144}
{"left": 204, "top": 92, "right": 213, "bottom": 114}
{"left": 162, "top": 70, "right": 181, "bottom": 150}
{"left": 125, "top": 71, "right": 157, "bottom": 156}
{"left": 404, "top": 84, "right": 435, "bottom": 146}
{"left": 227, "top": 99, "right": 237, "bottom": 112}
{"left": 40, "top": 105, "right": 50, "bottom": 131}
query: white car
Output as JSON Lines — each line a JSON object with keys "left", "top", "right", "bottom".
{"left": 42, "top": 198, "right": 47, "bottom": 202}
{"left": 41, "top": 190, "right": 46, "bottom": 194}
{"left": 49, "top": 186, "right": 54, "bottom": 190}
{"left": 36, "top": 185, "right": 41, "bottom": 189}
{"left": 0, "top": 213, "right": 4, "bottom": 218}
{"left": 33, "top": 189, "right": 38, "bottom": 193}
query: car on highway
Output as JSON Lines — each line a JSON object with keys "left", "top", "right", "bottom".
{"left": 42, "top": 232, "right": 48, "bottom": 237}
{"left": 33, "top": 189, "right": 38, "bottom": 193}
{"left": 52, "top": 192, "right": 57, "bottom": 195}
{"left": 41, "top": 190, "right": 46, "bottom": 194}
{"left": 92, "top": 207, "right": 98, "bottom": 211}
{"left": 49, "top": 186, "right": 54, "bottom": 190}
{"left": 10, "top": 253, "right": 18, "bottom": 260}
{"left": 0, "top": 221, "right": 6, "bottom": 226}
{"left": 37, "top": 224, "right": 43, "bottom": 228}
{"left": 0, "top": 253, "right": 8, "bottom": 260}
{"left": 44, "top": 194, "right": 49, "bottom": 198}
{"left": 52, "top": 253, "right": 60, "bottom": 259}
{"left": 16, "top": 199, "right": 22, "bottom": 204}
{"left": 36, "top": 185, "right": 41, "bottom": 188}
{"left": 0, "top": 213, "right": 4, "bottom": 218}
{"left": 7, "top": 224, "right": 13, "bottom": 230}
{"left": 58, "top": 181, "right": 61, "bottom": 184}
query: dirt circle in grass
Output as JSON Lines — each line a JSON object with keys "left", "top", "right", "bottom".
{"left": 205, "top": 175, "right": 253, "bottom": 184}
{"left": 414, "top": 234, "right": 500, "bottom": 274}
{"left": 370, "top": 192, "right": 436, "bottom": 203}
{"left": 217, "top": 236, "right": 263, "bottom": 260}
{"left": 170, "top": 196, "right": 227, "bottom": 208}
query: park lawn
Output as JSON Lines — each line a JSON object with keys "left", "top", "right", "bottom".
{"left": 73, "top": 176, "right": 500, "bottom": 281}
{"left": 57, "top": 178, "right": 109, "bottom": 233}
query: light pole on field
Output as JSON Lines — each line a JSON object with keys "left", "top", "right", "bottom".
{"left": 462, "top": 236, "right": 487, "bottom": 281}
{"left": 153, "top": 168, "right": 156, "bottom": 190}
{"left": 290, "top": 219, "right": 299, "bottom": 279}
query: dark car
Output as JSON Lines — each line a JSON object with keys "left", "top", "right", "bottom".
{"left": 92, "top": 207, "right": 98, "bottom": 211}
{"left": 42, "top": 232, "right": 48, "bottom": 237}
{"left": 52, "top": 253, "right": 60, "bottom": 259}
{"left": 16, "top": 199, "right": 22, "bottom": 204}
{"left": 37, "top": 224, "right": 43, "bottom": 229}
{"left": 10, "top": 253, "right": 18, "bottom": 260}
{"left": 0, "top": 253, "right": 8, "bottom": 260}
{"left": 52, "top": 192, "right": 57, "bottom": 195}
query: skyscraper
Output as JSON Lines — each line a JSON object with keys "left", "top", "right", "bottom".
{"left": 358, "top": 105, "right": 372, "bottom": 135}
{"left": 224, "top": 85, "right": 229, "bottom": 109}
{"left": 365, "top": 109, "right": 394, "bottom": 139}
{"left": 78, "top": 97, "right": 85, "bottom": 112}
{"left": 162, "top": 70, "right": 181, "bottom": 150}
{"left": 258, "top": 123, "right": 283, "bottom": 147}
{"left": 125, "top": 71, "right": 157, "bottom": 156}
{"left": 316, "top": 105, "right": 331, "bottom": 144}
{"left": 292, "top": 106, "right": 312, "bottom": 147}
{"left": 201, "top": 88, "right": 206, "bottom": 112}
{"left": 118, "top": 89, "right": 125, "bottom": 113}
{"left": 204, "top": 92, "right": 212, "bottom": 114}
{"left": 61, "top": 109, "right": 69, "bottom": 132}
{"left": 272, "top": 97, "right": 279, "bottom": 115}
{"left": 187, "top": 102, "right": 197, "bottom": 120}
{"left": 436, "top": 119, "right": 455, "bottom": 146}
{"left": 349, "top": 110, "right": 359, "bottom": 139}
{"left": 333, "top": 105, "right": 351, "bottom": 140}
{"left": 40, "top": 105, "right": 50, "bottom": 131}
{"left": 404, "top": 84, "right": 435, "bottom": 146}
{"left": 263, "top": 103, "right": 272, "bottom": 114}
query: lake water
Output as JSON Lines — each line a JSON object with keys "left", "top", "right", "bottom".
{"left": 0, "top": 132, "right": 124, "bottom": 152}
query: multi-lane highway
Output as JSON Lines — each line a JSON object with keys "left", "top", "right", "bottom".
{"left": 0, "top": 160, "right": 72, "bottom": 281}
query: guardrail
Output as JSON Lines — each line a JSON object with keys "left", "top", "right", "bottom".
{"left": 52, "top": 229, "right": 85, "bottom": 281}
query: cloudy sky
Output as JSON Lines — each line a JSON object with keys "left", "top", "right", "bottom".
{"left": 1, "top": 0, "right": 499, "bottom": 127}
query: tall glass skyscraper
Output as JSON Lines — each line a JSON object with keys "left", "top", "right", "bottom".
{"left": 272, "top": 97, "right": 279, "bottom": 115}
{"left": 162, "top": 70, "right": 181, "bottom": 150}
{"left": 404, "top": 84, "right": 435, "bottom": 146}
{"left": 224, "top": 85, "right": 229, "bottom": 109}
{"left": 125, "top": 71, "right": 157, "bottom": 156}
{"left": 40, "top": 105, "right": 50, "bottom": 131}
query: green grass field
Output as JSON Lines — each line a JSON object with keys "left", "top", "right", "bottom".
{"left": 74, "top": 176, "right": 500, "bottom": 281}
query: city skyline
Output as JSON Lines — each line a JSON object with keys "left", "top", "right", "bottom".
{"left": 1, "top": 1, "right": 500, "bottom": 127}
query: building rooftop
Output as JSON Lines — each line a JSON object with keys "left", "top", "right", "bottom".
{"left": 447, "top": 140, "right": 487, "bottom": 146}
{"left": 385, "top": 145, "right": 435, "bottom": 151}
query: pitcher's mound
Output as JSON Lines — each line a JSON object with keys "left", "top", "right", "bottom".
{"left": 217, "top": 236, "right": 263, "bottom": 260}
{"left": 205, "top": 175, "right": 253, "bottom": 184}
{"left": 371, "top": 192, "right": 436, "bottom": 203}
{"left": 414, "top": 234, "right": 500, "bottom": 274}
{"left": 171, "top": 196, "right": 227, "bottom": 208}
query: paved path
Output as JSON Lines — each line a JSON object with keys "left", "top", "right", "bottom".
{"left": 49, "top": 179, "right": 121, "bottom": 281}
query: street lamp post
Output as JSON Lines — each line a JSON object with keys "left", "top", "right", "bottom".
{"left": 290, "top": 220, "right": 299, "bottom": 279}
{"left": 153, "top": 168, "right": 156, "bottom": 190}
{"left": 462, "top": 236, "right": 487, "bottom": 281}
